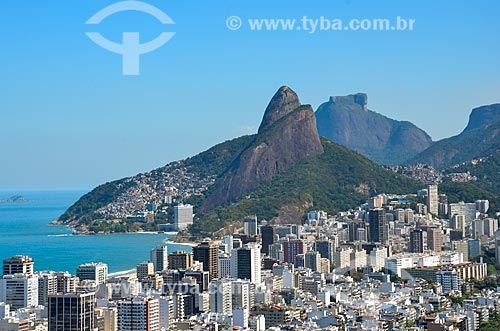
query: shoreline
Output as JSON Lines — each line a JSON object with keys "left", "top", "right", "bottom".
{"left": 50, "top": 222, "right": 180, "bottom": 236}
{"left": 50, "top": 221, "right": 199, "bottom": 247}
{"left": 49, "top": 223, "right": 198, "bottom": 246}
{"left": 164, "top": 240, "right": 197, "bottom": 247}
{"left": 108, "top": 268, "right": 137, "bottom": 278}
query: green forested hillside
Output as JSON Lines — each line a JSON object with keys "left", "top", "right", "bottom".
{"left": 190, "top": 139, "right": 419, "bottom": 235}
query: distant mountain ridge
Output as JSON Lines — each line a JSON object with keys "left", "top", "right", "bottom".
{"left": 57, "top": 87, "right": 500, "bottom": 236}
{"left": 315, "top": 93, "right": 433, "bottom": 165}
{"left": 57, "top": 86, "right": 419, "bottom": 236}
{"left": 409, "top": 104, "right": 500, "bottom": 168}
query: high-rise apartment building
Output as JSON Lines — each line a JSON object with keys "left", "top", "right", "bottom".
{"left": 55, "top": 272, "right": 79, "bottom": 293}
{"left": 368, "top": 209, "right": 388, "bottom": 244}
{"left": 436, "top": 270, "right": 459, "bottom": 292}
{"left": 348, "top": 221, "right": 367, "bottom": 242}
{"left": 449, "top": 202, "right": 477, "bottom": 224}
{"left": 36, "top": 271, "right": 58, "bottom": 307}
{"left": 369, "top": 246, "right": 388, "bottom": 272}
{"left": 231, "top": 279, "right": 252, "bottom": 311}
{"left": 0, "top": 274, "right": 38, "bottom": 310}
{"left": 427, "top": 227, "right": 442, "bottom": 252}
{"left": 168, "top": 251, "right": 193, "bottom": 270}
{"left": 472, "top": 218, "right": 498, "bottom": 238}
{"left": 496, "top": 236, "right": 500, "bottom": 264}
{"left": 282, "top": 239, "right": 306, "bottom": 264}
{"left": 451, "top": 214, "right": 466, "bottom": 235}
{"left": 209, "top": 279, "right": 232, "bottom": 315}
{"left": 48, "top": 292, "right": 96, "bottom": 331}
{"left": 304, "top": 251, "right": 321, "bottom": 272}
{"left": 475, "top": 200, "right": 490, "bottom": 214}
{"left": 314, "top": 240, "right": 335, "bottom": 263}
{"left": 243, "top": 216, "right": 258, "bottom": 236}
{"left": 193, "top": 241, "right": 219, "bottom": 280}
{"left": 409, "top": 229, "right": 427, "bottom": 253}
{"left": 174, "top": 204, "right": 194, "bottom": 231}
{"left": 334, "top": 247, "right": 353, "bottom": 273}
{"left": 218, "top": 255, "right": 232, "bottom": 279}
{"left": 150, "top": 245, "right": 168, "bottom": 272}
{"left": 231, "top": 243, "right": 262, "bottom": 284}
{"left": 173, "top": 293, "right": 194, "bottom": 320}
{"left": 260, "top": 225, "right": 276, "bottom": 256}
{"left": 367, "top": 196, "right": 384, "bottom": 209}
{"left": 136, "top": 262, "right": 155, "bottom": 281}
{"left": 3, "top": 256, "right": 34, "bottom": 277}
{"left": 427, "top": 185, "right": 439, "bottom": 215}
{"left": 117, "top": 296, "right": 160, "bottom": 331}
{"left": 451, "top": 240, "right": 469, "bottom": 262}
{"left": 76, "top": 263, "right": 108, "bottom": 285}
{"left": 95, "top": 306, "right": 117, "bottom": 331}
{"left": 468, "top": 239, "right": 481, "bottom": 259}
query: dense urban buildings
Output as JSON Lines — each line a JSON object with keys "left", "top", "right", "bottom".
{"left": 2, "top": 185, "right": 500, "bottom": 331}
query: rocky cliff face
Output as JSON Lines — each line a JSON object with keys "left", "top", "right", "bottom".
{"left": 315, "top": 94, "right": 433, "bottom": 165}
{"left": 259, "top": 86, "right": 302, "bottom": 133}
{"left": 202, "top": 87, "right": 324, "bottom": 210}
{"left": 409, "top": 104, "right": 500, "bottom": 168}
{"left": 462, "top": 104, "right": 500, "bottom": 133}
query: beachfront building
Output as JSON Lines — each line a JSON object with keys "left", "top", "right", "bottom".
{"left": 3, "top": 256, "right": 34, "bottom": 277}
{"left": 150, "top": 245, "right": 168, "bottom": 272}
{"left": 76, "top": 262, "right": 108, "bottom": 285}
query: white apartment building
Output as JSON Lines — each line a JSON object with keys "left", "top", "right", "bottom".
{"left": 117, "top": 296, "right": 159, "bottom": 331}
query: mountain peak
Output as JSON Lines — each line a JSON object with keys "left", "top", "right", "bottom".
{"left": 316, "top": 93, "right": 432, "bottom": 165}
{"left": 259, "top": 86, "right": 301, "bottom": 133}
{"left": 410, "top": 103, "right": 500, "bottom": 168}
{"left": 203, "top": 89, "right": 324, "bottom": 210}
{"left": 462, "top": 103, "right": 500, "bottom": 133}
{"left": 328, "top": 93, "right": 368, "bottom": 112}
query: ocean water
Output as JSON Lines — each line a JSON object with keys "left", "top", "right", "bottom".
{"left": 0, "top": 190, "right": 192, "bottom": 273}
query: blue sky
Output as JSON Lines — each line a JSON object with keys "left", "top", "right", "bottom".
{"left": 1, "top": 0, "right": 499, "bottom": 190}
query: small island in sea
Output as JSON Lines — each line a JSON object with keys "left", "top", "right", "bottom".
{"left": 0, "top": 195, "right": 28, "bottom": 203}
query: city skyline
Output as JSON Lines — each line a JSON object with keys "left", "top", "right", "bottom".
{"left": 1, "top": 184, "right": 498, "bottom": 330}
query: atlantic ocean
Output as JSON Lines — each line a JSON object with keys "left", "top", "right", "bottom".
{"left": 0, "top": 190, "right": 192, "bottom": 274}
